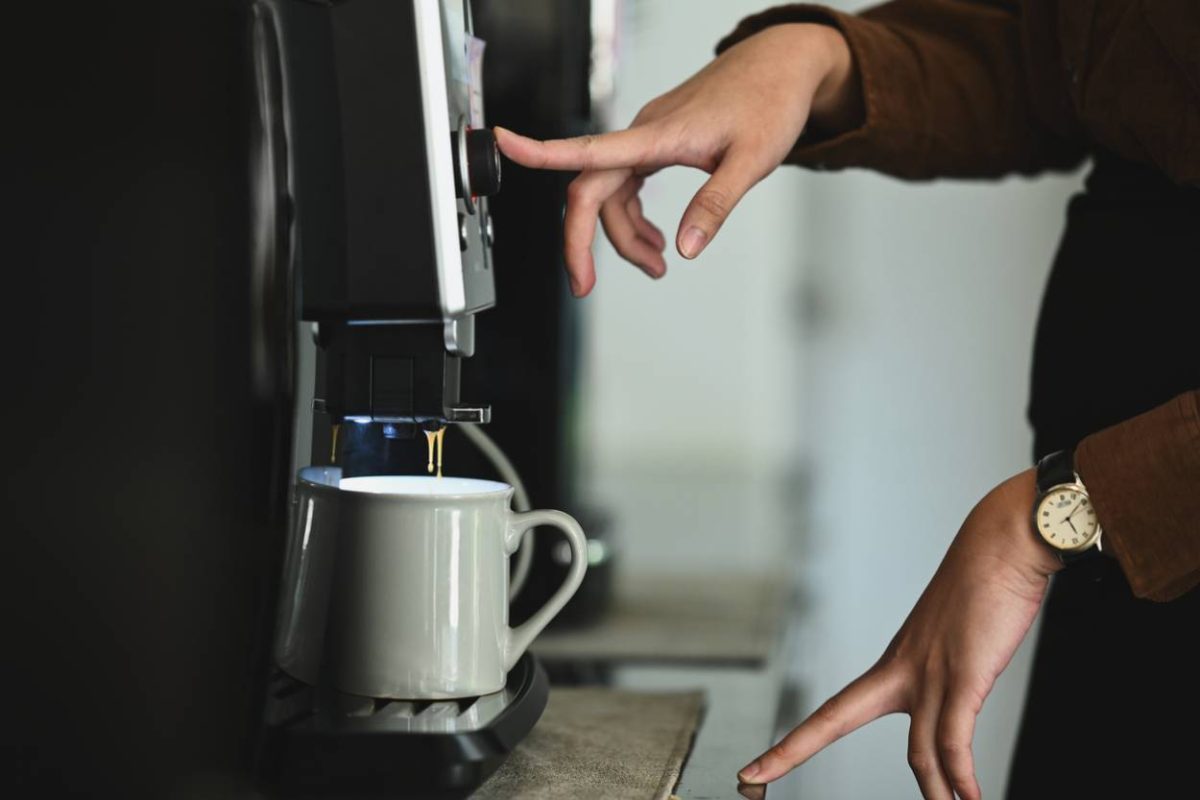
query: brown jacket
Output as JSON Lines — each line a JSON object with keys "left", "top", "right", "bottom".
{"left": 718, "top": 1, "right": 1200, "bottom": 601}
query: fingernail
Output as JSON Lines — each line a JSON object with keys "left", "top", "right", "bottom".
{"left": 738, "top": 762, "right": 761, "bottom": 782}
{"left": 569, "top": 278, "right": 582, "bottom": 296}
{"left": 680, "top": 226, "right": 707, "bottom": 259}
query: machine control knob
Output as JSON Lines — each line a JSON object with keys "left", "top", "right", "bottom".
{"left": 451, "top": 127, "right": 502, "bottom": 201}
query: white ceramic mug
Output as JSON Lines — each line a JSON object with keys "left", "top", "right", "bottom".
{"left": 274, "top": 466, "right": 587, "bottom": 699}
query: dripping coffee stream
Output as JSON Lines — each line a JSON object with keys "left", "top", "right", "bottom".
{"left": 425, "top": 426, "right": 447, "bottom": 477}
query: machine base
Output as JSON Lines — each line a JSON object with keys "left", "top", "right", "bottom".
{"left": 262, "top": 652, "right": 549, "bottom": 799}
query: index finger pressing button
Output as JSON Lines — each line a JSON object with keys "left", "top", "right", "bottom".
{"left": 495, "top": 126, "right": 657, "bottom": 172}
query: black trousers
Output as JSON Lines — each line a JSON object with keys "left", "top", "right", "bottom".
{"left": 1006, "top": 155, "right": 1200, "bottom": 798}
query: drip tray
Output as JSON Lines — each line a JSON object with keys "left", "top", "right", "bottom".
{"left": 263, "top": 653, "right": 549, "bottom": 799}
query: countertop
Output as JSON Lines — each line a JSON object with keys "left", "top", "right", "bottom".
{"left": 534, "top": 570, "right": 796, "bottom": 800}
{"left": 612, "top": 648, "right": 791, "bottom": 799}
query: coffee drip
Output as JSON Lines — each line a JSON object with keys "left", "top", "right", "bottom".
{"left": 424, "top": 426, "right": 447, "bottom": 478}
{"left": 326, "top": 424, "right": 448, "bottom": 477}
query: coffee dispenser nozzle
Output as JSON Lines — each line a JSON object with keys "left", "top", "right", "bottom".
{"left": 312, "top": 316, "right": 491, "bottom": 432}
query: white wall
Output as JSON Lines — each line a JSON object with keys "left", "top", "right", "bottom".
{"left": 579, "top": 1, "right": 1085, "bottom": 797}
{"left": 580, "top": 0, "right": 807, "bottom": 480}
{"left": 792, "top": 168, "right": 1081, "bottom": 799}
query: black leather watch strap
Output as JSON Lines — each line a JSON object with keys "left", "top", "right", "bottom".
{"left": 1059, "top": 543, "right": 1103, "bottom": 566}
{"left": 1036, "top": 447, "right": 1076, "bottom": 494}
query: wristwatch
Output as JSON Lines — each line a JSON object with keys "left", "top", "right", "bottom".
{"left": 1032, "top": 448, "right": 1104, "bottom": 565}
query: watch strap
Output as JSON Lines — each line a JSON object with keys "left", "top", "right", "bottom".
{"left": 1036, "top": 447, "right": 1077, "bottom": 493}
{"left": 1059, "top": 543, "right": 1103, "bottom": 566}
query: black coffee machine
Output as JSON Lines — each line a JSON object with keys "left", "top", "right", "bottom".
{"left": 278, "top": 0, "right": 614, "bottom": 630}
{"left": 5, "top": 0, "right": 607, "bottom": 797}
{"left": 254, "top": 1, "right": 564, "bottom": 796}
{"left": 287, "top": 0, "right": 615, "bottom": 631}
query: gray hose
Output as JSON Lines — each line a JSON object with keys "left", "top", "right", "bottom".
{"left": 458, "top": 423, "right": 534, "bottom": 600}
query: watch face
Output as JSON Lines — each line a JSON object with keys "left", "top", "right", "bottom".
{"left": 1035, "top": 485, "right": 1101, "bottom": 551}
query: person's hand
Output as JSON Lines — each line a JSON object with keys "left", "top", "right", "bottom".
{"left": 494, "top": 22, "right": 861, "bottom": 296}
{"left": 738, "top": 469, "right": 1062, "bottom": 799}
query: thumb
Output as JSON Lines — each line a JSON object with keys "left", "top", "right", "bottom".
{"left": 676, "top": 151, "right": 763, "bottom": 259}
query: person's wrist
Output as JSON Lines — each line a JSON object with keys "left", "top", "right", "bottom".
{"left": 731, "top": 23, "right": 861, "bottom": 136}
{"left": 804, "top": 24, "right": 863, "bottom": 136}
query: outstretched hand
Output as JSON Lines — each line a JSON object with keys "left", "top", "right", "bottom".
{"left": 738, "top": 469, "right": 1062, "bottom": 799}
{"left": 495, "top": 22, "right": 860, "bottom": 296}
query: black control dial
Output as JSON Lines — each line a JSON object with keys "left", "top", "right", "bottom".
{"left": 451, "top": 127, "right": 502, "bottom": 199}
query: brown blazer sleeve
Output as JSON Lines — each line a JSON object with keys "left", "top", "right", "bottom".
{"left": 1076, "top": 392, "right": 1200, "bottom": 602}
{"left": 715, "top": 1, "right": 1085, "bottom": 180}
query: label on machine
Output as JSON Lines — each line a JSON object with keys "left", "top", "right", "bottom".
{"left": 466, "top": 35, "right": 486, "bottom": 128}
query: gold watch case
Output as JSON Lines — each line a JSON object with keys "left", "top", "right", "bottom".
{"left": 1032, "top": 482, "right": 1104, "bottom": 553}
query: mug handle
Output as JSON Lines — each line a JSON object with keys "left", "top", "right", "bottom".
{"left": 502, "top": 509, "right": 588, "bottom": 671}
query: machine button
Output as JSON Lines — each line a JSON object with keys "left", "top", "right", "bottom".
{"left": 466, "top": 128, "right": 502, "bottom": 197}
{"left": 451, "top": 128, "right": 502, "bottom": 200}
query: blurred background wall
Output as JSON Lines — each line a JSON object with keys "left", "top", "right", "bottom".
{"left": 576, "top": 1, "right": 1085, "bottom": 797}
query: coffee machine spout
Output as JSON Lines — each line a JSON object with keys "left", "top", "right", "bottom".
{"left": 311, "top": 319, "right": 489, "bottom": 430}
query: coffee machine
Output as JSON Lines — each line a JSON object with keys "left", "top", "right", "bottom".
{"left": 250, "top": 0, "right": 549, "bottom": 796}
{"left": 6, "top": 0, "right": 598, "bottom": 794}
{"left": 260, "top": 0, "right": 496, "bottom": 435}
